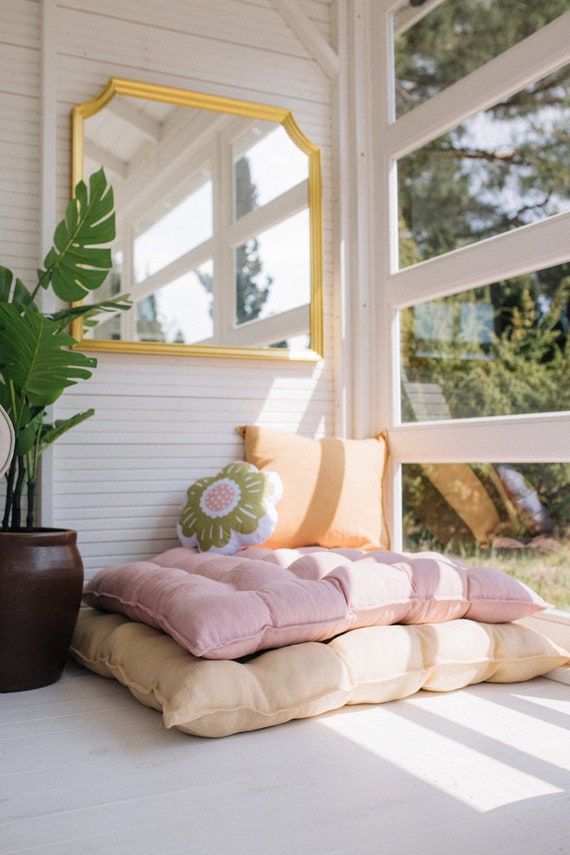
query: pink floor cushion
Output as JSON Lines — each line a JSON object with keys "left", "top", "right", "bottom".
{"left": 82, "top": 546, "right": 549, "bottom": 660}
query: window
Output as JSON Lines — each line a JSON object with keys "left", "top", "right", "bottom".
{"left": 367, "top": 1, "right": 570, "bottom": 610}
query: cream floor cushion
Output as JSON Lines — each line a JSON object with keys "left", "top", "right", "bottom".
{"left": 72, "top": 609, "right": 569, "bottom": 739}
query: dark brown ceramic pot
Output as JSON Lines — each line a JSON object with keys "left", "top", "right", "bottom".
{"left": 0, "top": 528, "right": 84, "bottom": 692}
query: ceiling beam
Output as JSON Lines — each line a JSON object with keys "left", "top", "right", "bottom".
{"left": 106, "top": 98, "right": 162, "bottom": 142}
{"left": 270, "top": 0, "right": 339, "bottom": 79}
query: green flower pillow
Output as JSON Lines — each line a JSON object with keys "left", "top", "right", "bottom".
{"left": 177, "top": 462, "right": 283, "bottom": 555}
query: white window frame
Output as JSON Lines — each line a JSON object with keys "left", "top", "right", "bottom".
{"left": 345, "top": 1, "right": 570, "bottom": 549}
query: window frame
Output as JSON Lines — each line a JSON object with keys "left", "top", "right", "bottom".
{"left": 363, "top": 1, "right": 570, "bottom": 548}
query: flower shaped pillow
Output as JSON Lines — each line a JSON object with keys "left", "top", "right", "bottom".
{"left": 177, "top": 462, "right": 283, "bottom": 555}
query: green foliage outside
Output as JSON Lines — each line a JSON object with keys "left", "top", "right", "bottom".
{"left": 395, "top": 0, "right": 568, "bottom": 118}
{"left": 395, "top": 2, "right": 570, "bottom": 607}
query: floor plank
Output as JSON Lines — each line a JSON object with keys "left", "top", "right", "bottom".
{"left": 1, "top": 661, "right": 569, "bottom": 854}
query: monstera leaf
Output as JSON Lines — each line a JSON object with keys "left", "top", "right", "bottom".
{"left": 39, "top": 410, "right": 95, "bottom": 450}
{"left": 0, "top": 302, "right": 97, "bottom": 407}
{"left": 38, "top": 167, "right": 116, "bottom": 303}
{"left": 49, "top": 294, "right": 132, "bottom": 332}
{"left": 0, "top": 266, "right": 36, "bottom": 311}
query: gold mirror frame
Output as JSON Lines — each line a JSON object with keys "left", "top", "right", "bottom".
{"left": 71, "top": 78, "right": 323, "bottom": 360}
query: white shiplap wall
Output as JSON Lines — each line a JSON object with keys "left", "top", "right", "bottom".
{"left": 0, "top": 0, "right": 338, "bottom": 575}
{"left": 1, "top": 0, "right": 42, "bottom": 281}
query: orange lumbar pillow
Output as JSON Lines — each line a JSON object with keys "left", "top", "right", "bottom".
{"left": 237, "top": 426, "right": 390, "bottom": 551}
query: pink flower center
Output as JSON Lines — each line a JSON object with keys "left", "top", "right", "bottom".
{"left": 203, "top": 480, "right": 239, "bottom": 515}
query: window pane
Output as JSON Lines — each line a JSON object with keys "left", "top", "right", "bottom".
{"left": 233, "top": 125, "right": 308, "bottom": 217}
{"left": 135, "top": 262, "right": 213, "bottom": 344}
{"left": 269, "top": 333, "right": 310, "bottom": 350}
{"left": 133, "top": 175, "right": 213, "bottom": 282}
{"left": 84, "top": 252, "right": 122, "bottom": 340}
{"left": 86, "top": 313, "right": 121, "bottom": 341}
{"left": 392, "top": 0, "right": 568, "bottom": 119}
{"left": 234, "top": 210, "right": 310, "bottom": 326}
{"left": 402, "top": 461, "right": 570, "bottom": 611}
{"left": 400, "top": 264, "right": 570, "bottom": 421}
{"left": 398, "top": 66, "right": 570, "bottom": 267}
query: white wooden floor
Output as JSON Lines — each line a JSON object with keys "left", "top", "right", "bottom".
{"left": 1, "top": 660, "right": 569, "bottom": 855}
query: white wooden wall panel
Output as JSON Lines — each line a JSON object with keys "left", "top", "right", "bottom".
{"left": 57, "top": 7, "right": 330, "bottom": 105}
{"left": 0, "top": 0, "right": 338, "bottom": 574}
{"left": 63, "top": 0, "right": 310, "bottom": 61}
{"left": 0, "top": 0, "right": 42, "bottom": 279}
{"left": 54, "top": 354, "right": 332, "bottom": 572}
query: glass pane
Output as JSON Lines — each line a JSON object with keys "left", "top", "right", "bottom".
{"left": 84, "top": 251, "right": 123, "bottom": 340}
{"left": 133, "top": 175, "right": 213, "bottom": 282}
{"left": 135, "top": 262, "right": 213, "bottom": 344}
{"left": 400, "top": 263, "right": 570, "bottom": 421}
{"left": 87, "top": 313, "right": 121, "bottom": 341}
{"left": 402, "top": 461, "right": 570, "bottom": 611}
{"left": 234, "top": 210, "right": 310, "bottom": 326}
{"left": 398, "top": 66, "right": 570, "bottom": 267}
{"left": 233, "top": 125, "right": 309, "bottom": 217}
{"left": 269, "top": 333, "right": 310, "bottom": 350}
{"left": 392, "top": 0, "right": 568, "bottom": 119}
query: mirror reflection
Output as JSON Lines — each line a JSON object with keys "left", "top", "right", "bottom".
{"left": 71, "top": 78, "right": 323, "bottom": 358}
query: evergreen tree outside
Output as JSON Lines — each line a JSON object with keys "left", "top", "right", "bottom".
{"left": 394, "top": 0, "right": 568, "bottom": 118}
{"left": 234, "top": 156, "right": 273, "bottom": 326}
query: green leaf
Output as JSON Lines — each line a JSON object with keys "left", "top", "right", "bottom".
{"left": 0, "top": 266, "right": 36, "bottom": 310}
{"left": 38, "top": 167, "right": 116, "bottom": 303}
{"left": 0, "top": 303, "right": 97, "bottom": 406}
{"left": 0, "top": 266, "right": 12, "bottom": 301}
{"left": 48, "top": 294, "right": 132, "bottom": 331}
{"left": 39, "top": 409, "right": 95, "bottom": 451}
{"left": 0, "top": 380, "right": 11, "bottom": 412}
{"left": 14, "top": 410, "right": 43, "bottom": 456}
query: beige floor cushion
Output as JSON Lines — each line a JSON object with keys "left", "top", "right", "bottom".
{"left": 72, "top": 608, "right": 569, "bottom": 739}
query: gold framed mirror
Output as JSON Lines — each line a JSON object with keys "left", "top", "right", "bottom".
{"left": 71, "top": 78, "right": 323, "bottom": 360}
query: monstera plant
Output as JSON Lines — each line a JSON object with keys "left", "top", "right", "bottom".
{"left": 0, "top": 168, "right": 130, "bottom": 532}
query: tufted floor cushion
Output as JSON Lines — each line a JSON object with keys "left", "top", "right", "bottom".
{"left": 82, "top": 546, "right": 549, "bottom": 659}
{"left": 71, "top": 609, "right": 569, "bottom": 739}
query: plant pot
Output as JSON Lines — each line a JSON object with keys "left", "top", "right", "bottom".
{"left": 0, "top": 528, "right": 84, "bottom": 692}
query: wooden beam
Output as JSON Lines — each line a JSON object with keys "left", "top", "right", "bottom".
{"left": 270, "top": 0, "right": 339, "bottom": 79}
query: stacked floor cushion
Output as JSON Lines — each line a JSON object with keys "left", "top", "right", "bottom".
{"left": 72, "top": 608, "right": 569, "bottom": 738}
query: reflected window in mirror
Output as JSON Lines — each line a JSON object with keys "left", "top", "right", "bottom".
{"left": 233, "top": 124, "right": 308, "bottom": 212}
{"left": 134, "top": 175, "right": 213, "bottom": 283}
{"left": 72, "top": 79, "right": 323, "bottom": 360}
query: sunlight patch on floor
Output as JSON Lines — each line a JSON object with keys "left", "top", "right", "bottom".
{"left": 317, "top": 695, "right": 565, "bottom": 813}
